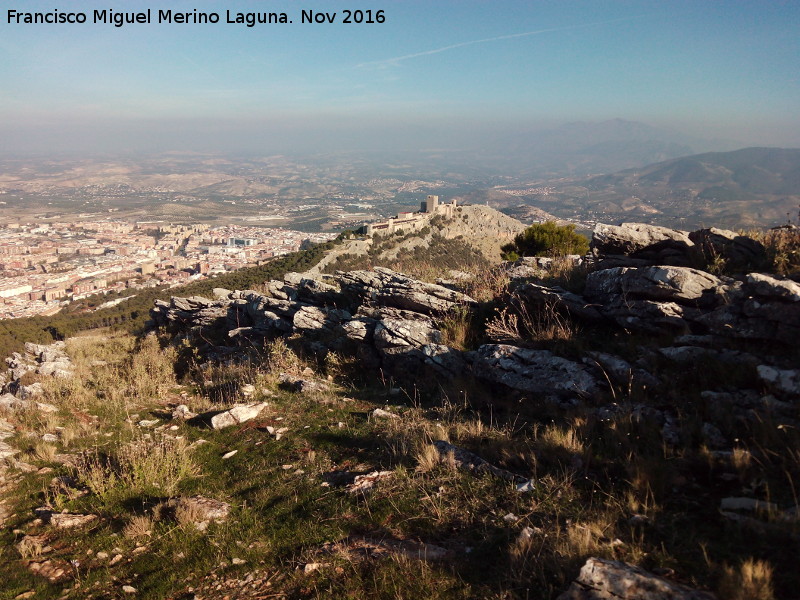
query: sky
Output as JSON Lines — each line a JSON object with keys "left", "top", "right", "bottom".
{"left": 0, "top": 0, "right": 798, "bottom": 155}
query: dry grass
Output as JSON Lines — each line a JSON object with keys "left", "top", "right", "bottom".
{"left": 128, "top": 334, "right": 178, "bottom": 401}
{"left": 719, "top": 559, "right": 775, "bottom": 600}
{"left": 123, "top": 515, "right": 154, "bottom": 539}
{"left": 75, "top": 434, "right": 196, "bottom": 501}
{"left": 16, "top": 536, "right": 47, "bottom": 559}
{"left": 38, "top": 331, "right": 176, "bottom": 420}
{"left": 462, "top": 264, "right": 511, "bottom": 303}
{"left": 31, "top": 441, "right": 57, "bottom": 463}
{"left": 536, "top": 424, "right": 584, "bottom": 456}
{"left": 750, "top": 226, "right": 800, "bottom": 275}
{"left": 486, "top": 297, "right": 575, "bottom": 345}
{"left": 438, "top": 305, "right": 474, "bottom": 351}
{"left": 414, "top": 444, "right": 441, "bottom": 474}
{"left": 264, "top": 338, "right": 304, "bottom": 377}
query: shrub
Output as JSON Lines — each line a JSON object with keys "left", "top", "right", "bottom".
{"left": 75, "top": 434, "right": 196, "bottom": 502}
{"left": 761, "top": 226, "right": 800, "bottom": 275}
{"left": 501, "top": 221, "right": 589, "bottom": 259}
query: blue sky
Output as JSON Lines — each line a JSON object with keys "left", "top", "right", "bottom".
{"left": 0, "top": 0, "right": 798, "bottom": 154}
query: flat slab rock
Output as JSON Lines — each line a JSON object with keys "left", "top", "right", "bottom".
{"left": 210, "top": 402, "right": 268, "bottom": 430}
{"left": 28, "top": 559, "right": 71, "bottom": 583}
{"left": 557, "top": 557, "right": 716, "bottom": 600}
{"left": 471, "top": 344, "right": 598, "bottom": 397}
{"left": 49, "top": 512, "right": 98, "bottom": 529}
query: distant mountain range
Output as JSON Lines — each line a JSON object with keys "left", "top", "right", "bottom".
{"left": 483, "top": 118, "right": 741, "bottom": 178}
{"left": 499, "top": 147, "right": 800, "bottom": 229}
{"left": 595, "top": 147, "right": 800, "bottom": 196}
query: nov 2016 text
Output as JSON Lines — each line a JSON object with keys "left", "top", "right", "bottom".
{"left": 6, "top": 8, "right": 386, "bottom": 27}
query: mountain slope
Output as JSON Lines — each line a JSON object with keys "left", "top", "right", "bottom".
{"left": 506, "top": 147, "right": 800, "bottom": 229}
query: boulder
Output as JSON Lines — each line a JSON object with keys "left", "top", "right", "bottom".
{"left": 292, "top": 306, "right": 352, "bottom": 344}
{"left": 757, "top": 365, "right": 800, "bottom": 399}
{"left": 49, "top": 513, "right": 98, "bottom": 529}
{"left": 0, "top": 441, "right": 19, "bottom": 460}
{"left": 209, "top": 402, "right": 268, "bottom": 430}
{"left": 689, "top": 228, "right": 766, "bottom": 271}
{"left": 471, "top": 344, "right": 598, "bottom": 397}
{"left": 374, "top": 317, "right": 441, "bottom": 350}
{"left": 746, "top": 272, "right": 800, "bottom": 302}
{"left": 591, "top": 223, "right": 694, "bottom": 265}
{"left": 585, "top": 266, "right": 724, "bottom": 306}
{"left": 557, "top": 557, "right": 716, "bottom": 600}
{"left": 584, "top": 352, "right": 659, "bottom": 389}
{"left": 514, "top": 283, "right": 604, "bottom": 322}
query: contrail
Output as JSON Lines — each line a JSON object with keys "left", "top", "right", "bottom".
{"left": 356, "top": 15, "right": 645, "bottom": 68}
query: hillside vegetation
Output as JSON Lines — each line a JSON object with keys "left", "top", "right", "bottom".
{"left": 0, "top": 214, "right": 799, "bottom": 599}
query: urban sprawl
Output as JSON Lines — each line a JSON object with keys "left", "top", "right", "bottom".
{"left": 0, "top": 220, "right": 334, "bottom": 319}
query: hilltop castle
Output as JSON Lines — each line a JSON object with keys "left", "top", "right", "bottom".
{"left": 362, "top": 195, "right": 457, "bottom": 236}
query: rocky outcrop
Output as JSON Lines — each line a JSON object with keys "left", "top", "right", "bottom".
{"left": 156, "top": 496, "right": 231, "bottom": 531}
{"left": 5, "top": 342, "right": 73, "bottom": 382}
{"left": 151, "top": 227, "right": 797, "bottom": 405}
{"left": 557, "top": 557, "right": 715, "bottom": 600}
{"left": 431, "top": 440, "right": 532, "bottom": 488}
{"left": 590, "top": 222, "right": 765, "bottom": 271}
{"left": 585, "top": 267, "right": 800, "bottom": 344}
{"left": 591, "top": 223, "right": 695, "bottom": 267}
{"left": 0, "top": 342, "right": 71, "bottom": 426}
{"left": 470, "top": 345, "right": 598, "bottom": 397}
{"left": 515, "top": 223, "right": 800, "bottom": 345}
{"left": 151, "top": 268, "right": 602, "bottom": 399}
{"left": 688, "top": 227, "right": 766, "bottom": 271}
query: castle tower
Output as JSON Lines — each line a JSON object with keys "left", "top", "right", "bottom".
{"left": 424, "top": 195, "right": 439, "bottom": 213}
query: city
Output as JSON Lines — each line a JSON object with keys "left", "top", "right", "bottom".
{"left": 0, "top": 220, "right": 334, "bottom": 319}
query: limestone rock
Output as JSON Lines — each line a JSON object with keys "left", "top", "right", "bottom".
{"left": 27, "top": 559, "right": 69, "bottom": 583}
{"left": 757, "top": 365, "right": 800, "bottom": 398}
{"left": 689, "top": 228, "right": 766, "bottom": 270}
{"left": 514, "top": 283, "right": 604, "bottom": 322}
{"left": 584, "top": 352, "right": 659, "bottom": 389}
{"left": 17, "top": 382, "right": 44, "bottom": 399}
{"left": 210, "top": 402, "right": 268, "bottom": 429}
{"left": 591, "top": 222, "right": 694, "bottom": 265}
{"left": 347, "top": 470, "right": 394, "bottom": 494}
{"left": 49, "top": 512, "right": 98, "bottom": 529}
{"left": 0, "top": 441, "right": 19, "bottom": 460}
{"left": 0, "top": 393, "right": 29, "bottom": 412}
{"left": 371, "top": 408, "right": 399, "bottom": 420}
{"left": 374, "top": 316, "right": 441, "bottom": 350}
{"left": 471, "top": 344, "right": 598, "bottom": 397}
{"left": 746, "top": 272, "right": 800, "bottom": 302}
{"left": 585, "top": 266, "right": 724, "bottom": 306}
{"left": 172, "top": 404, "right": 197, "bottom": 420}
{"left": 279, "top": 374, "right": 329, "bottom": 394}
{"left": 557, "top": 557, "right": 716, "bottom": 600}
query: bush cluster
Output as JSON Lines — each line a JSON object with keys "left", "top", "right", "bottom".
{"left": 501, "top": 222, "right": 589, "bottom": 260}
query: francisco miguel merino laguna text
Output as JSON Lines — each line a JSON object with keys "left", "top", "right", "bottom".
{"left": 6, "top": 8, "right": 387, "bottom": 27}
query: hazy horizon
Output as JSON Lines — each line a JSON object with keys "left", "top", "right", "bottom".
{"left": 1, "top": 0, "right": 798, "bottom": 157}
